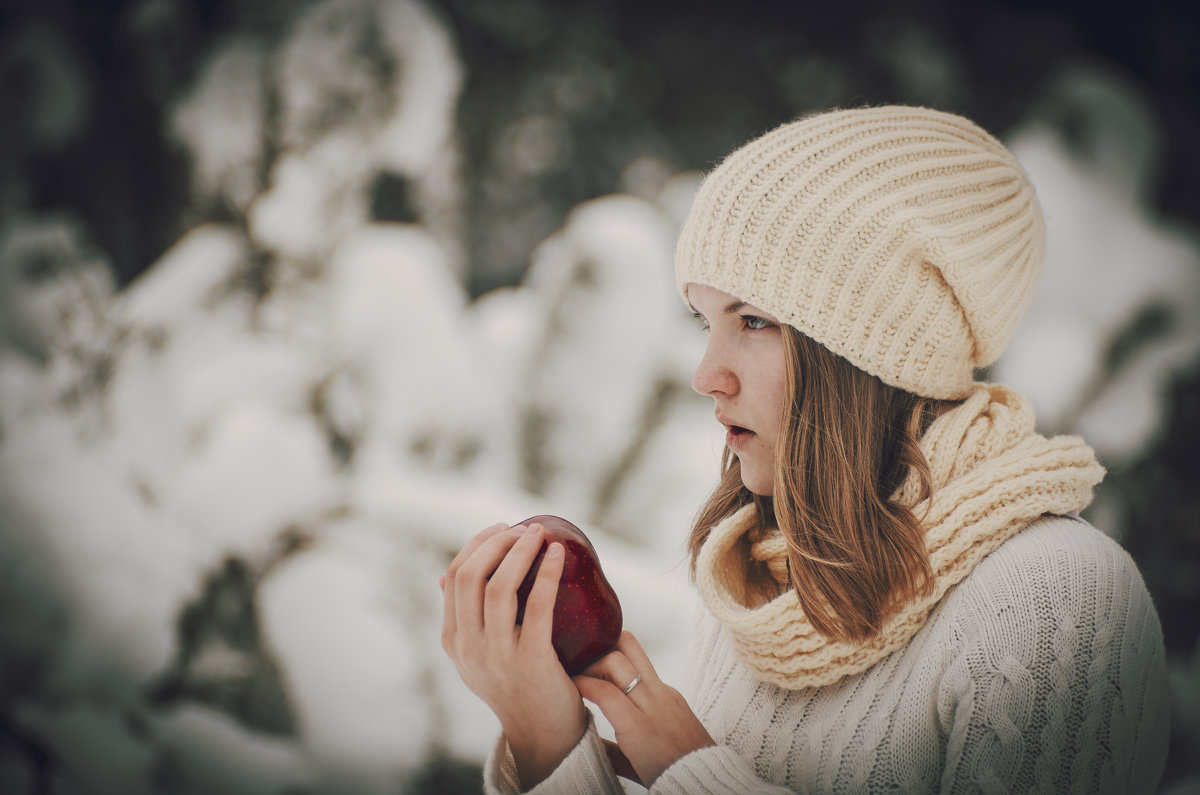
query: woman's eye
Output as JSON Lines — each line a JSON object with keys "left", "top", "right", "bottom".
{"left": 741, "top": 315, "right": 773, "bottom": 331}
{"left": 692, "top": 312, "right": 710, "bottom": 331}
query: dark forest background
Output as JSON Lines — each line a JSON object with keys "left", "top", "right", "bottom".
{"left": 2, "top": 0, "right": 1198, "bottom": 791}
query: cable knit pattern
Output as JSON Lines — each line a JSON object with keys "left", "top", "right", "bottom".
{"left": 693, "top": 382, "right": 1104, "bottom": 689}
{"left": 484, "top": 712, "right": 623, "bottom": 795}
{"left": 483, "top": 515, "right": 1169, "bottom": 793}
{"left": 674, "top": 106, "right": 1045, "bottom": 399}
{"left": 673, "top": 516, "right": 1169, "bottom": 793}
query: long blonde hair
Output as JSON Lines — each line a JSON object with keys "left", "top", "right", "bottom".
{"left": 689, "top": 326, "right": 938, "bottom": 643}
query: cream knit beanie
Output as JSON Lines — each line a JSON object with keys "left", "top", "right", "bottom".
{"left": 675, "top": 106, "right": 1045, "bottom": 400}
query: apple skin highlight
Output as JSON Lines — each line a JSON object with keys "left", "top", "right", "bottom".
{"left": 513, "top": 515, "right": 623, "bottom": 675}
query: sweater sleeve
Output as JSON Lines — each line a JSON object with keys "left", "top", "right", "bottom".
{"left": 482, "top": 712, "right": 625, "bottom": 795}
{"left": 650, "top": 745, "right": 795, "bottom": 794}
{"left": 936, "top": 516, "right": 1171, "bottom": 794}
{"left": 647, "top": 611, "right": 794, "bottom": 795}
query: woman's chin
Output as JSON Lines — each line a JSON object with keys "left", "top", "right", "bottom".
{"left": 740, "top": 471, "right": 774, "bottom": 497}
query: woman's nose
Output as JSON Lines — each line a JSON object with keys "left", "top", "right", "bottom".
{"left": 692, "top": 339, "right": 738, "bottom": 397}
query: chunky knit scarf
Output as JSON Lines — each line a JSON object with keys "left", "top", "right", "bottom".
{"left": 694, "top": 383, "right": 1105, "bottom": 690}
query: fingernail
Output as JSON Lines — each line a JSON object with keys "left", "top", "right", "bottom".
{"left": 547, "top": 542, "right": 563, "bottom": 557}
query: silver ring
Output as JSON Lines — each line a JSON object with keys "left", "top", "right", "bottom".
{"left": 621, "top": 674, "right": 643, "bottom": 695}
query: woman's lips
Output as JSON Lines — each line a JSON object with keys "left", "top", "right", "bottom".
{"left": 725, "top": 425, "right": 753, "bottom": 451}
{"left": 716, "top": 413, "right": 753, "bottom": 451}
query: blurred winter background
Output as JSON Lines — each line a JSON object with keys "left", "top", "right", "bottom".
{"left": 0, "top": 0, "right": 1197, "bottom": 792}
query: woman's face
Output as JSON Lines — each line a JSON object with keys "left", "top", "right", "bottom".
{"left": 688, "top": 283, "right": 788, "bottom": 496}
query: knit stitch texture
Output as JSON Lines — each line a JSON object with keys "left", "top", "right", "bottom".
{"left": 674, "top": 106, "right": 1045, "bottom": 399}
{"left": 484, "top": 515, "right": 1170, "bottom": 793}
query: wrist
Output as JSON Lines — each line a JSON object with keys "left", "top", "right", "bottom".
{"left": 503, "top": 711, "right": 588, "bottom": 789}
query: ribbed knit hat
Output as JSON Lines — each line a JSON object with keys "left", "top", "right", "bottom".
{"left": 675, "top": 106, "right": 1045, "bottom": 400}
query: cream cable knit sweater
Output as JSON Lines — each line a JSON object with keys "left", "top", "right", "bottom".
{"left": 484, "top": 514, "right": 1170, "bottom": 794}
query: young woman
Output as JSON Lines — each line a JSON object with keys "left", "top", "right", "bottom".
{"left": 440, "top": 106, "right": 1170, "bottom": 793}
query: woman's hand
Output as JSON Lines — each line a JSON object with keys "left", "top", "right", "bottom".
{"left": 574, "top": 631, "right": 715, "bottom": 787}
{"left": 441, "top": 522, "right": 587, "bottom": 788}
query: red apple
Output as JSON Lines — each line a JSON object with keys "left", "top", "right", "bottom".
{"left": 513, "top": 515, "right": 623, "bottom": 675}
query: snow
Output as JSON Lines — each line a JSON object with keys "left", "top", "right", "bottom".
{"left": 0, "top": 196, "right": 707, "bottom": 792}
{"left": 322, "top": 224, "right": 488, "bottom": 475}
{"left": 151, "top": 705, "right": 317, "bottom": 795}
{"left": 258, "top": 520, "right": 436, "bottom": 792}
{"left": 116, "top": 223, "right": 250, "bottom": 330}
{"left": 512, "top": 195, "right": 706, "bottom": 537}
{"left": 165, "top": 404, "right": 340, "bottom": 562}
{"left": 0, "top": 414, "right": 197, "bottom": 706}
{"left": 169, "top": 40, "right": 268, "bottom": 213}
{"left": 995, "top": 69, "right": 1200, "bottom": 464}
{"left": 247, "top": 138, "right": 375, "bottom": 263}
{"left": 369, "top": 0, "right": 463, "bottom": 177}
{"left": 247, "top": 0, "right": 465, "bottom": 271}
{"left": 3, "top": 5, "right": 1197, "bottom": 792}
{"left": 0, "top": 213, "right": 113, "bottom": 366}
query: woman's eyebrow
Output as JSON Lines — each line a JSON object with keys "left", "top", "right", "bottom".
{"left": 686, "top": 299, "right": 749, "bottom": 316}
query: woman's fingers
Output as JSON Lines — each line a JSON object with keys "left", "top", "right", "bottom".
{"left": 443, "top": 525, "right": 507, "bottom": 652}
{"left": 574, "top": 632, "right": 715, "bottom": 787}
{"left": 574, "top": 647, "right": 652, "bottom": 731}
{"left": 451, "top": 526, "right": 530, "bottom": 637}
{"left": 614, "top": 631, "right": 661, "bottom": 684}
{"left": 446, "top": 522, "right": 510, "bottom": 575}
{"left": 482, "top": 524, "right": 547, "bottom": 641}
{"left": 438, "top": 522, "right": 592, "bottom": 790}
{"left": 518, "top": 541, "right": 564, "bottom": 645}
{"left": 579, "top": 650, "right": 644, "bottom": 701}
{"left": 573, "top": 672, "right": 640, "bottom": 724}
{"left": 579, "top": 635, "right": 662, "bottom": 699}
